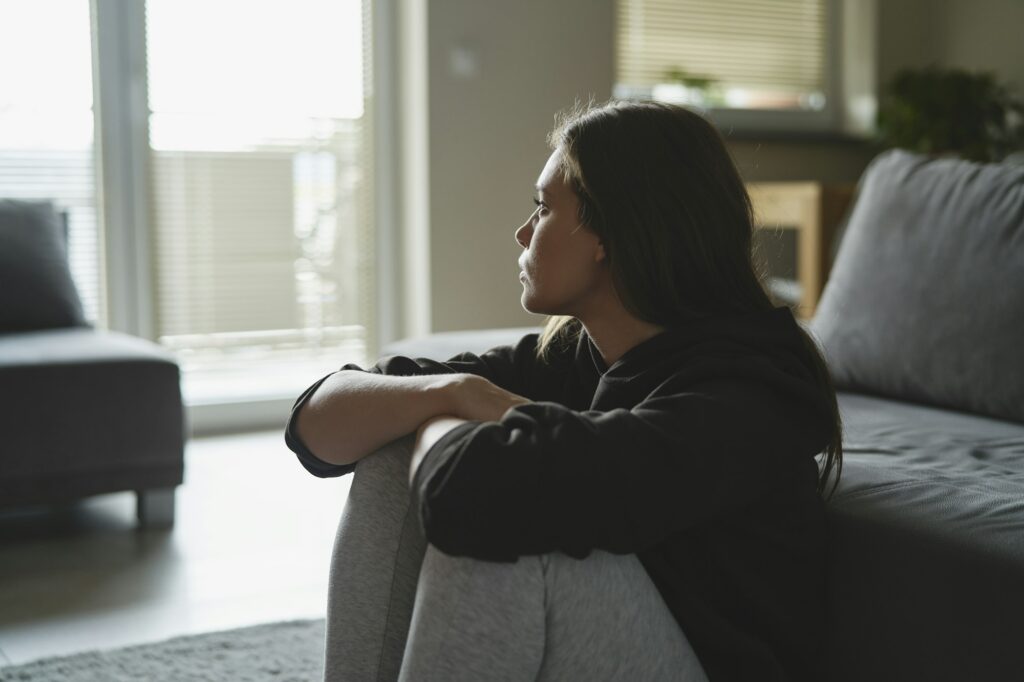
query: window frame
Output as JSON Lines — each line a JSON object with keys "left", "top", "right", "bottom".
{"left": 90, "top": 0, "right": 398, "bottom": 434}
{"left": 613, "top": 0, "right": 859, "bottom": 137}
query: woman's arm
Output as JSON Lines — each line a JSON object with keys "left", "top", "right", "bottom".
{"left": 411, "top": 374, "right": 833, "bottom": 562}
{"left": 294, "top": 370, "right": 462, "bottom": 467}
{"left": 285, "top": 333, "right": 544, "bottom": 476}
{"left": 292, "top": 359, "right": 531, "bottom": 471}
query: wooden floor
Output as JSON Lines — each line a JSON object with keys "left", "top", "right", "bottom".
{"left": 0, "top": 429, "right": 352, "bottom": 666}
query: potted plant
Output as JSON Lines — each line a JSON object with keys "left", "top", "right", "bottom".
{"left": 876, "top": 66, "right": 1024, "bottom": 162}
{"left": 654, "top": 67, "right": 724, "bottom": 108}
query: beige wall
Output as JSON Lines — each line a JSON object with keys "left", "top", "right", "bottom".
{"left": 426, "top": 0, "right": 614, "bottom": 332}
{"left": 877, "top": 0, "right": 1024, "bottom": 90}
{"left": 420, "top": 0, "right": 1023, "bottom": 333}
{"left": 934, "top": 0, "right": 1024, "bottom": 92}
{"left": 725, "top": 139, "right": 878, "bottom": 184}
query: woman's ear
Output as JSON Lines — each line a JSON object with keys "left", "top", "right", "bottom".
{"left": 595, "top": 241, "right": 606, "bottom": 263}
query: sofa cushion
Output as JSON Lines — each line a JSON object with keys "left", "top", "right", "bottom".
{"left": 824, "top": 391, "right": 1024, "bottom": 682}
{"left": 0, "top": 328, "right": 185, "bottom": 505}
{"left": 0, "top": 199, "right": 87, "bottom": 332}
{"left": 810, "top": 150, "right": 1024, "bottom": 424}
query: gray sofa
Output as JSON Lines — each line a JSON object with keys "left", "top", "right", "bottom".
{"left": 377, "top": 150, "right": 1024, "bottom": 681}
{"left": 0, "top": 199, "right": 185, "bottom": 527}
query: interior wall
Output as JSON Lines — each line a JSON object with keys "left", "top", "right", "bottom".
{"left": 933, "top": 0, "right": 1024, "bottom": 93}
{"left": 877, "top": 0, "right": 943, "bottom": 85}
{"left": 426, "top": 0, "right": 614, "bottom": 333}
{"left": 421, "top": 0, "right": 1023, "bottom": 334}
{"left": 425, "top": 0, "right": 614, "bottom": 329}
{"left": 876, "top": 0, "right": 1023, "bottom": 91}
{"left": 725, "top": 139, "right": 877, "bottom": 184}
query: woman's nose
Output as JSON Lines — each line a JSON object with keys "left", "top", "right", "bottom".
{"left": 515, "top": 220, "right": 532, "bottom": 248}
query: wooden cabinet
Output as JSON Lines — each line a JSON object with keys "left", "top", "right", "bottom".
{"left": 746, "top": 182, "right": 857, "bottom": 319}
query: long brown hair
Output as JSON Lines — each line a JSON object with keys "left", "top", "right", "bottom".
{"left": 535, "top": 100, "right": 842, "bottom": 498}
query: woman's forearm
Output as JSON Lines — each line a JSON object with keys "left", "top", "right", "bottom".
{"left": 295, "top": 370, "right": 461, "bottom": 466}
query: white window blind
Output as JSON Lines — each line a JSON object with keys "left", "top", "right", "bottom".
{"left": 145, "top": 0, "right": 375, "bottom": 404}
{"left": 0, "top": 0, "right": 104, "bottom": 325}
{"left": 616, "top": 0, "right": 828, "bottom": 111}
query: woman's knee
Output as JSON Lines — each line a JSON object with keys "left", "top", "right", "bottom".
{"left": 324, "top": 435, "right": 427, "bottom": 682}
{"left": 350, "top": 433, "right": 416, "bottom": 493}
{"left": 337, "top": 434, "right": 419, "bottom": 538}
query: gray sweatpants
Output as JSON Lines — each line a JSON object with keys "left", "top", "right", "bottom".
{"left": 323, "top": 434, "right": 709, "bottom": 682}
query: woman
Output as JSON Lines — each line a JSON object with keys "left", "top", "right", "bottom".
{"left": 286, "top": 100, "right": 843, "bottom": 682}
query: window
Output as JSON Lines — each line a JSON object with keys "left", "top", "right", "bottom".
{"left": 0, "top": 0, "right": 104, "bottom": 324}
{"left": 2, "top": 0, "right": 384, "bottom": 430}
{"left": 615, "top": 0, "right": 841, "bottom": 132}
{"left": 145, "top": 0, "right": 377, "bottom": 406}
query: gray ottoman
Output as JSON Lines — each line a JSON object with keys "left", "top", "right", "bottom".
{"left": 0, "top": 328, "right": 186, "bottom": 527}
{"left": 0, "top": 199, "right": 185, "bottom": 527}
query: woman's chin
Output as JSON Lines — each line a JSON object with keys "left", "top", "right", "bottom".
{"left": 520, "top": 292, "right": 544, "bottom": 315}
{"left": 521, "top": 297, "right": 557, "bottom": 318}
{"left": 522, "top": 285, "right": 571, "bottom": 317}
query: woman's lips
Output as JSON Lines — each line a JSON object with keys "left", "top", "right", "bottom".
{"left": 518, "top": 260, "right": 530, "bottom": 281}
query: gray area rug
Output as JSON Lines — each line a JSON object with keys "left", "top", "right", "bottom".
{"left": 0, "top": 619, "right": 325, "bottom": 682}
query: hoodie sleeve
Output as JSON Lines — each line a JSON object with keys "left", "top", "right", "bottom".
{"left": 411, "top": 358, "right": 833, "bottom": 562}
{"left": 284, "top": 333, "right": 542, "bottom": 478}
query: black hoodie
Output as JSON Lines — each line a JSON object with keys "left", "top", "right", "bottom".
{"left": 285, "top": 305, "right": 834, "bottom": 682}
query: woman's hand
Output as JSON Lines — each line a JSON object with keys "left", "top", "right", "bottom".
{"left": 447, "top": 373, "right": 532, "bottom": 423}
{"left": 408, "top": 375, "right": 531, "bottom": 487}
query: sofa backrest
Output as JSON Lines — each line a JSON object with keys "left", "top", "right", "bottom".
{"left": 0, "top": 199, "right": 88, "bottom": 333}
{"left": 809, "top": 150, "right": 1024, "bottom": 424}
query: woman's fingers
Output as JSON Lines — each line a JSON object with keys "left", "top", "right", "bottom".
{"left": 452, "top": 374, "right": 532, "bottom": 422}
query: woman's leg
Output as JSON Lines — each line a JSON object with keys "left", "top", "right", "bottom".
{"left": 323, "top": 434, "right": 708, "bottom": 682}
{"left": 398, "top": 546, "right": 547, "bottom": 681}
{"left": 323, "top": 434, "right": 426, "bottom": 682}
{"left": 398, "top": 545, "right": 709, "bottom": 682}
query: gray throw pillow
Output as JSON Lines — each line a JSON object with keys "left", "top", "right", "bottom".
{"left": 0, "top": 199, "right": 88, "bottom": 332}
{"left": 810, "top": 150, "right": 1024, "bottom": 424}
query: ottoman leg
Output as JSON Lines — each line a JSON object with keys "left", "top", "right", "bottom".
{"left": 137, "top": 487, "right": 176, "bottom": 528}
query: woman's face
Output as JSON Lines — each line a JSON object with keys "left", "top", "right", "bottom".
{"left": 515, "top": 150, "right": 607, "bottom": 317}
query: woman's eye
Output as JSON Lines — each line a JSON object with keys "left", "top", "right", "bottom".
{"left": 532, "top": 198, "right": 547, "bottom": 213}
